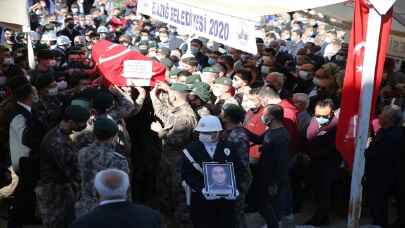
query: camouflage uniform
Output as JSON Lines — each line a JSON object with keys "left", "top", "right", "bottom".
{"left": 36, "top": 126, "right": 80, "bottom": 228}
{"left": 72, "top": 90, "right": 145, "bottom": 163}
{"left": 32, "top": 95, "right": 65, "bottom": 131}
{"left": 151, "top": 94, "right": 197, "bottom": 228}
{"left": 223, "top": 126, "right": 253, "bottom": 228}
{"left": 75, "top": 142, "right": 130, "bottom": 217}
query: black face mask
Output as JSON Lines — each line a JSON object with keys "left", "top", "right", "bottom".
{"left": 67, "top": 22, "right": 75, "bottom": 29}
{"left": 317, "top": 88, "right": 335, "bottom": 99}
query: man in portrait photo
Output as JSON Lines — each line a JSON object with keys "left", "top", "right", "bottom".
{"left": 208, "top": 165, "right": 233, "bottom": 194}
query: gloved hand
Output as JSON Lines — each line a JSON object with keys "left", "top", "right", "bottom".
{"left": 225, "top": 189, "right": 240, "bottom": 200}
{"left": 202, "top": 188, "right": 220, "bottom": 200}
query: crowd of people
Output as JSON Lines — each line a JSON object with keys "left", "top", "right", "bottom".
{"left": 0, "top": 0, "right": 404, "bottom": 228}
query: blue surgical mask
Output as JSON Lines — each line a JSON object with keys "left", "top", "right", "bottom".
{"left": 208, "top": 58, "right": 216, "bottom": 65}
{"left": 191, "top": 47, "right": 199, "bottom": 55}
{"left": 316, "top": 117, "right": 330, "bottom": 126}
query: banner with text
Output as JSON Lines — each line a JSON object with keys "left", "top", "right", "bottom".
{"left": 137, "top": 0, "right": 258, "bottom": 54}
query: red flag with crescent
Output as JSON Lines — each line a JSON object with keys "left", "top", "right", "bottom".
{"left": 92, "top": 40, "right": 166, "bottom": 87}
{"left": 336, "top": 0, "right": 393, "bottom": 169}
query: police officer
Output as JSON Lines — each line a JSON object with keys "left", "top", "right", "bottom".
{"left": 181, "top": 115, "right": 248, "bottom": 228}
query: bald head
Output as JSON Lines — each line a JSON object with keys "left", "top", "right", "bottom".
{"left": 95, "top": 169, "right": 129, "bottom": 201}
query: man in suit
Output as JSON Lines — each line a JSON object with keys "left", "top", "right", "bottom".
{"left": 181, "top": 115, "right": 250, "bottom": 228}
{"left": 71, "top": 169, "right": 161, "bottom": 228}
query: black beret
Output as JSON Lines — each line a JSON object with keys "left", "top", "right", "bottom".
{"left": 93, "top": 117, "right": 118, "bottom": 140}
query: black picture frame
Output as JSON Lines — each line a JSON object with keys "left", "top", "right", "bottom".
{"left": 202, "top": 162, "right": 236, "bottom": 197}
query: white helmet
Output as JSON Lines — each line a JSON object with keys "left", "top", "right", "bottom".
{"left": 194, "top": 115, "right": 223, "bottom": 133}
{"left": 41, "top": 32, "right": 57, "bottom": 42}
{"left": 97, "top": 26, "right": 109, "bottom": 33}
{"left": 57, "top": 35, "right": 71, "bottom": 46}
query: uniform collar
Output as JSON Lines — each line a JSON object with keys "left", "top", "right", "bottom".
{"left": 17, "top": 101, "right": 31, "bottom": 113}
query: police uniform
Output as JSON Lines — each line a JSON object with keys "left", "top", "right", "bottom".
{"left": 181, "top": 140, "right": 247, "bottom": 228}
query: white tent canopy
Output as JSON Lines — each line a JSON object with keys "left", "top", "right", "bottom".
{"left": 316, "top": 1, "right": 405, "bottom": 59}
{"left": 0, "top": 0, "right": 29, "bottom": 30}
{"left": 316, "top": 1, "right": 405, "bottom": 33}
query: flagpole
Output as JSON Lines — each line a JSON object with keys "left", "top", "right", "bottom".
{"left": 347, "top": 1, "right": 396, "bottom": 227}
{"left": 24, "top": 0, "right": 36, "bottom": 70}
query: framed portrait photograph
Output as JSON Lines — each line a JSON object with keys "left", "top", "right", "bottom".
{"left": 202, "top": 162, "right": 236, "bottom": 197}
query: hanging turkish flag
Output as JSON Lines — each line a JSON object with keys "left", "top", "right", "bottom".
{"left": 92, "top": 40, "right": 166, "bottom": 87}
{"left": 336, "top": 0, "right": 393, "bottom": 169}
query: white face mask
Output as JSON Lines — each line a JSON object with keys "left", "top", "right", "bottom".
{"left": 48, "top": 87, "right": 59, "bottom": 96}
{"left": 3, "top": 57, "right": 14, "bottom": 65}
{"left": 298, "top": 70, "right": 310, "bottom": 80}
{"left": 72, "top": 8, "right": 79, "bottom": 14}
{"left": 242, "top": 100, "right": 258, "bottom": 111}
{"left": 159, "top": 36, "right": 169, "bottom": 43}
{"left": 313, "top": 78, "right": 321, "bottom": 86}
{"left": 141, "top": 36, "right": 149, "bottom": 41}
{"left": 199, "top": 133, "right": 218, "bottom": 143}
{"left": 56, "top": 80, "right": 68, "bottom": 90}
{"left": 232, "top": 79, "right": 243, "bottom": 89}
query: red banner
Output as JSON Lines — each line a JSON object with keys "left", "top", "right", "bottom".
{"left": 336, "top": 0, "right": 393, "bottom": 169}
{"left": 92, "top": 40, "right": 166, "bottom": 87}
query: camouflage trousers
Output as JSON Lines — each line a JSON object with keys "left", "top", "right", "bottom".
{"left": 35, "top": 183, "right": 76, "bottom": 228}
{"left": 156, "top": 154, "right": 193, "bottom": 228}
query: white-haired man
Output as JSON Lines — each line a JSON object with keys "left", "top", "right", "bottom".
{"left": 71, "top": 169, "right": 161, "bottom": 228}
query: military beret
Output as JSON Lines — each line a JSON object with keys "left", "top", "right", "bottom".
{"left": 65, "top": 105, "right": 90, "bottom": 123}
{"left": 71, "top": 99, "right": 91, "bottom": 110}
{"left": 160, "top": 58, "right": 174, "bottom": 69}
{"left": 93, "top": 91, "right": 114, "bottom": 110}
{"left": 170, "top": 83, "right": 190, "bottom": 93}
{"left": 34, "top": 73, "right": 55, "bottom": 89}
{"left": 191, "top": 81, "right": 211, "bottom": 92}
{"left": 36, "top": 48, "right": 56, "bottom": 59}
{"left": 93, "top": 117, "right": 118, "bottom": 140}
{"left": 169, "top": 68, "right": 182, "bottom": 77}
{"left": 43, "top": 23, "right": 56, "bottom": 32}
{"left": 185, "top": 74, "right": 201, "bottom": 85}
{"left": 214, "top": 77, "right": 232, "bottom": 86}
{"left": 202, "top": 66, "right": 221, "bottom": 73}
{"left": 222, "top": 103, "right": 245, "bottom": 123}
{"left": 191, "top": 83, "right": 211, "bottom": 102}
{"left": 158, "top": 47, "right": 171, "bottom": 56}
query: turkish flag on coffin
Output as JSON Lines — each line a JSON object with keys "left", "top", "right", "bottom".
{"left": 92, "top": 40, "right": 166, "bottom": 87}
